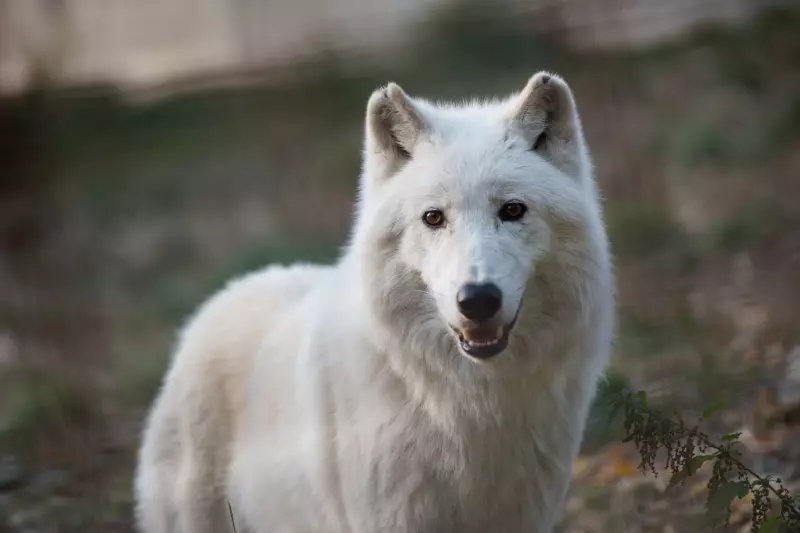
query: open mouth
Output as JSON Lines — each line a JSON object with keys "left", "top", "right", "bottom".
{"left": 449, "top": 313, "right": 519, "bottom": 360}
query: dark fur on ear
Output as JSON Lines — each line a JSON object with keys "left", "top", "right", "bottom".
{"left": 510, "top": 72, "right": 587, "bottom": 180}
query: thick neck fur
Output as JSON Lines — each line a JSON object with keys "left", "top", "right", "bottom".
{"left": 341, "top": 186, "right": 612, "bottom": 433}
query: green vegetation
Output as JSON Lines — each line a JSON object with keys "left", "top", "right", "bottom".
{"left": 1, "top": 370, "right": 96, "bottom": 456}
{"left": 712, "top": 202, "right": 791, "bottom": 254}
{"left": 669, "top": 119, "right": 732, "bottom": 169}
{"left": 605, "top": 204, "right": 689, "bottom": 259}
{"left": 612, "top": 390, "right": 800, "bottom": 531}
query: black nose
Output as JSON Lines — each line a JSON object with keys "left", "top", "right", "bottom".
{"left": 456, "top": 282, "right": 503, "bottom": 322}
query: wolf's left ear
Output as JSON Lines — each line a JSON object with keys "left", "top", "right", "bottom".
{"left": 363, "top": 83, "right": 428, "bottom": 181}
{"left": 509, "top": 72, "right": 589, "bottom": 181}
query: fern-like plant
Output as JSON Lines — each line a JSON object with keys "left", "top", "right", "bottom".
{"left": 610, "top": 390, "right": 800, "bottom": 532}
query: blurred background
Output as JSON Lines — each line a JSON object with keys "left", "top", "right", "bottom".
{"left": 0, "top": 0, "right": 799, "bottom": 531}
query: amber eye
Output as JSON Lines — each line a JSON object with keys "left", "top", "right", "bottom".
{"left": 498, "top": 201, "right": 527, "bottom": 222}
{"left": 422, "top": 209, "right": 445, "bottom": 228}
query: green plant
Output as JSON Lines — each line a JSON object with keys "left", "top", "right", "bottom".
{"left": 1, "top": 371, "right": 96, "bottom": 454}
{"left": 712, "top": 203, "right": 789, "bottom": 254}
{"left": 605, "top": 204, "right": 686, "bottom": 258}
{"left": 582, "top": 370, "right": 633, "bottom": 452}
{"left": 610, "top": 390, "right": 800, "bottom": 531}
{"left": 670, "top": 119, "right": 731, "bottom": 169}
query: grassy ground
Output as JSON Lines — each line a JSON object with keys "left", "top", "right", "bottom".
{"left": 0, "top": 4, "right": 799, "bottom": 531}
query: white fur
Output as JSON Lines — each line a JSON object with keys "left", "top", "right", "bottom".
{"left": 134, "top": 72, "right": 615, "bottom": 533}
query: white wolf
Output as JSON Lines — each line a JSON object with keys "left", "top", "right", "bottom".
{"left": 134, "top": 71, "right": 615, "bottom": 533}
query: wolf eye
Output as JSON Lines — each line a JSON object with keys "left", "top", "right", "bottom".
{"left": 498, "top": 201, "right": 527, "bottom": 222}
{"left": 422, "top": 209, "right": 445, "bottom": 228}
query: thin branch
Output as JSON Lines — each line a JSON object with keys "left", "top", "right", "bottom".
{"left": 228, "top": 500, "right": 238, "bottom": 533}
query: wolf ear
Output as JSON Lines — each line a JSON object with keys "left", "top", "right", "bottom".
{"left": 510, "top": 72, "right": 589, "bottom": 180}
{"left": 364, "top": 83, "right": 427, "bottom": 180}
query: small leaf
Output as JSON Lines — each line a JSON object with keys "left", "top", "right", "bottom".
{"left": 607, "top": 401, "right": 623, "bottom": 425}
{"left": 760, "top": 516, "right": 786, "bottom": 533}
{"left": 666, "top": 454, "right": 716, "bottom": 490}
{"left": 636, "top": 390, "right": 648, "bottom": 408}
{"left": 706, "top": 480, "right": 750, "bottom": 519}
{"left": 667, "top": 468, "right": 691, "bottom": 490}
{"left": 702, "top": 401, "right": 727, "bottom": 420}
{"left": 721, "top": 432, "right": 742, "bottom": 442}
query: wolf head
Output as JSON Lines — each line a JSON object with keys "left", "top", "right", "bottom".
{"left": 352, "top": 72, "right": 610, "bottom": 373}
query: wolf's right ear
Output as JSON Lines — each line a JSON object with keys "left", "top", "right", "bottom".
{"left": 364, "top": 83, "right": 427, "bottom": 179}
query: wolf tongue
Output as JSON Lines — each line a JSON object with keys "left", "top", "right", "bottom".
{"left": 462, "top": 326, "right": 503, "bottom": 343}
